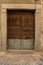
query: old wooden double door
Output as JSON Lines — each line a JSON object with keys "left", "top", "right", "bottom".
{"left": 7, "top": 10, "right": 35, "bottom": 50}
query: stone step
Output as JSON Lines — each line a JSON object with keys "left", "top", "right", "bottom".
{"left": 0, "top": 52, "right": 43, "bottom": 65}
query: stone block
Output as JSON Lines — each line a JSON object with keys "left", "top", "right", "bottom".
{"left": 0, "top": 0, "right": 35, "bottom": 4}
{"left": 35, "top": 0, "right": 41, "bottom": 4}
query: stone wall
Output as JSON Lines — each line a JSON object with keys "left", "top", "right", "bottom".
{"left": 0, "top": 0, "right": 40, "bottom": 4}
{"left": 0, "top": 0, "right": 43, "bottom": 51}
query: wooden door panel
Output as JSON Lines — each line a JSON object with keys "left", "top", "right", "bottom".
{"left": 7, "top": 11, "right": 35, "bottom": 39}
{"left": 21, "top": 14, "right": 34, "bottom": 39}
{"left": 8, "top": 27, "right": 21, "bottom": 39}
{"left": 7, "top": 13, "right": 21, "bottom": 39}
{"left": 21, "top": 15, "right": 28, "bottom": 27}
{"left": 12, "top": 15, "right": 21, "bottom": 27}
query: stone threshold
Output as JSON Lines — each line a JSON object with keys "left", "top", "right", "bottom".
{"left": 0, "top": 50, "right": 43, "bottom": 54}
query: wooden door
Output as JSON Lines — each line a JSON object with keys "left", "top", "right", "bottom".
{"left": 7, "top": 10, "right": 35, "bottom": 50}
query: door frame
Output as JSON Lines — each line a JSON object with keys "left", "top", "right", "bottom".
{"left": 1, "top": 4, "right": 41, "bottom": 51}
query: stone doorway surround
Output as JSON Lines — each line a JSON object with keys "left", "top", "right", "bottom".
{"left": 1, "top": 4, "right": 41, "bottom": 51}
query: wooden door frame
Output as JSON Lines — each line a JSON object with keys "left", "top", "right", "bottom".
{"left": 1, "top": 4, "right": 41, "bottom": 51}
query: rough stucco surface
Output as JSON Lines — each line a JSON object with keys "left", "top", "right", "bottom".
{"left": 0, "top": 52, "right": 43, "bottom": 65}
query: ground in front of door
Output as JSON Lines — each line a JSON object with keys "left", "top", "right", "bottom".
{"left": 0, "top": 52, "right": 43, "bottom": 65}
